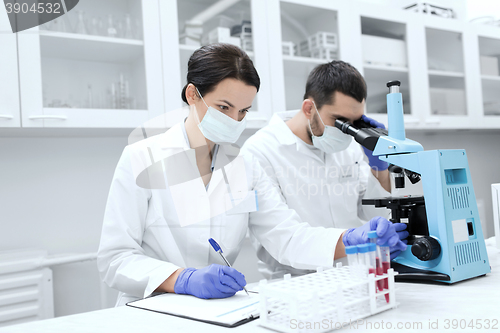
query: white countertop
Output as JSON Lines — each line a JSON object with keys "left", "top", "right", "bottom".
{"left": 2, "top": 240, "right": 499, "bottom": 333}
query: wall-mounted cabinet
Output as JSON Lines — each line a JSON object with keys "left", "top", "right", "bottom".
{"left": 477, "top": 34, "right": 500, "bottom": 128}
{"left": 361, "top": 16, "right": 411, "bottom": 116}
{"left": 16, "top": 0, "right": 165, "bottom": 128}
{"left": 0, "top": 9, "right": 21, "bottom": 127}
{"left": 2, "top": 0, "right": 500, "bottom": 130}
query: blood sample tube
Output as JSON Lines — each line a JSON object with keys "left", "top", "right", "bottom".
{"left": 368, "top": 231, "right": 384, "bottom": 292}
{"left": 380, "top": 242, "right": 391, "bottom": 303}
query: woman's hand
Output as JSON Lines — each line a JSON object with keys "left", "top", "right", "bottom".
{"left": 173, "top": 264, "right": 247, "bottom": 299}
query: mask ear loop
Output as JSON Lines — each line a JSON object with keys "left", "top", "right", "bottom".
{"left": 192, "top": 86, "right": 207, "bottom": 126}
{"left": 308, "top": 100, "right": 324, "bottom": 138}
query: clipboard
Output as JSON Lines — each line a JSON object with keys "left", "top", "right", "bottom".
{"left": 126, "top": 290, "right": 260, "bottom": 328}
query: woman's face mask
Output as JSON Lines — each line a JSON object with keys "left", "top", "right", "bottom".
{"left": 194, "top": 87, "right": 247, "bottom": 144}
{"left": 308, "top": 101, "right": 352, "bottom": 154}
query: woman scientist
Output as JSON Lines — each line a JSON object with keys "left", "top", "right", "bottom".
{"left": 97, "top": 43, "right": 406, "bottom": 305}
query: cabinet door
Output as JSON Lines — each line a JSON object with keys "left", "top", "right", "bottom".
{"left": 421, "top": 17, "right": 475, "bottom": 129}
{"left": 475, "top": 25, "right": 500, "bottom": 129}
{"left": 266, "top": 0, "right": 343, "bottom": 113}
{"left": 166, "top": 0, "right": 271, "bottom": 129}
{"left": 17, "top": 0, "right": 164, "bottom": 128}
{"left": 0, "top": 8, "right": 21, "bottom": 128}
{"left": 357, "top": 7, "right": 423, "bottom": 130}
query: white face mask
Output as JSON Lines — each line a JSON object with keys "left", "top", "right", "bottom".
{"left": 194, "top": 87, "right": 247, "bottom": 144}
{"left": 308, "top": 101, "right": 352, "bottom": 154}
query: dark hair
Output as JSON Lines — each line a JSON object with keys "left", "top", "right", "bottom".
{"left": 181, "top": 43, "right": 260, "bottom": 103}
{"left": 303, "top": 60, "right": 366, "bottom": 109}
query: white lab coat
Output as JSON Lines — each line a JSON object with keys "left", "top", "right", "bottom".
{"left": 241, "top": 111, "right": 390, "bottom": 278}
{"left": 97, "top": 122, "right": 342, "bottom": 306}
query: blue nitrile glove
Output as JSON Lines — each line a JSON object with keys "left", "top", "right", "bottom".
{"left": 390, "top": 239, "right": 408, "bottom": 260}
{"left": 343, "top": 216, "right": 408, "bottom": 253}
{"left": 174, "top": 264, "right": 247, "bottom": 299}
{"left": 360, "top": 115, "right": 389, "bottom": 171}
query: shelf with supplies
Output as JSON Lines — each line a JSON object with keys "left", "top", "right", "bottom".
{"left": 282, "top": 55, "right": 327, "bottom": 64}
{"left": 39, "top": 31, "right": 144, "bottom": 63}
{"left": 173, "top": 0, "right": 266, "bottom": 115}
{"left": 3, "top": 0, "right": 500, "bottom": 130}
{"left": 278, "top": 0, "right": 340, "bottom": 110}
{"left": 16, "top": 0, "right": 165, "bottom": 128}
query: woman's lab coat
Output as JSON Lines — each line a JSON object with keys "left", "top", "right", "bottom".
{"left": 97, "top": 122, "right": 343, "bottom": 306}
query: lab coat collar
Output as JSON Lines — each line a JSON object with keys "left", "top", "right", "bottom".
{"left": 159, "top": 123, "right": 190, "bottom": 149}
{"left": 268, "top": 110, "right": 300, "bottom": 146}
{"left": 269, "top": 110, "right": 324, "bottom": 162}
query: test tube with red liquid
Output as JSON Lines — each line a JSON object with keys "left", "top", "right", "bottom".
{"left": 367, "top": 231, "right": 385, "bottom": 293}
{"left": 380, "top": 242, "right": 391, "bottom": 302}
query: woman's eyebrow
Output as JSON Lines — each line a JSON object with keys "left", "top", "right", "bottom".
{"left": 217, "top": 99, "right": 235, "bottom": 108}
{"left": 217, "top": 100, "right": 252, "bottom": 110}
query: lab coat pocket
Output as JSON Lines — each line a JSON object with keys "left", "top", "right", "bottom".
{"left": 339, "top": 164, "right": 360, "bottom": 213}
{"left": 225, "top": 190, "right": 258, "bottom": 215}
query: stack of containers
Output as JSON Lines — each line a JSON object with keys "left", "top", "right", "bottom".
{"left": 231, "top": 20, "right": 253, "bottom": 52}
{"left": 296, "top": 31, "right": 338, "bottom": 61}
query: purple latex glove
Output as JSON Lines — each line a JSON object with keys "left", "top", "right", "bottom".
{"left": 390, "top": 239, "right": 409, "bottom": 260}
{"left": 343, "top": 216, "right": 408, "bottom": 252}
{"left": 174, "top": 264, "right": 246, "bottom": 299}
{"left": 360, "top": 115, "right": 389, "bottom": 171}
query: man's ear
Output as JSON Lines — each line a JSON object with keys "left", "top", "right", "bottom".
{"left": 301, "top": 99, "right": 315, "bottom": 119}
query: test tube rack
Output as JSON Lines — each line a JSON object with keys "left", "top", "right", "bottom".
{"left": 259, "top": 263, "right": 398, "bottom": 333}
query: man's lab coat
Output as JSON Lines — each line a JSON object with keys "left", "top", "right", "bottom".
{"left": 242, "top": 111, "right": 390, "bottom": 279}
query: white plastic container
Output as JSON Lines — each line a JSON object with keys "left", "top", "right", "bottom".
{"left": 311, "top": 48, "right": 337, "bottom": 61}
{"left": 205, "top": 27, "right": 241, "bottom": 47}
{"left": 362, "top": 35, "right": 407, "bottom": 68}
{"left": 429, "top": 87, "right": 467, "bottom": 115}
{"left": 282, "top": 41, "right": 295, "bottom": 56}
{"left": 179, "top": 33, "right": 201, "bottom": 46}
{"left": 259, "top": 263, "right": 398, "bottom": 333}
{"left": 480, "top": 56, "right": 499, "bottom": 76}
{"left": 309, "top": 31, "right": 338, "bottom": 51}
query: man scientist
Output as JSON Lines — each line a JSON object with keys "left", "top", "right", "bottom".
{"left": 242, "top": 60, "right": 408, "bottom": 279}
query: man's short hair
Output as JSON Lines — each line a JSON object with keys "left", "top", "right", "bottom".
{"left": 303, "top": 60, "right": 367, "bottom": 109}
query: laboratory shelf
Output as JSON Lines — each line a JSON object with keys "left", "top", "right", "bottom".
{"left": 33, "top": 107, "right": 149, "bottom": 128}
{"left": 364, "top": 66, "right": 411, "bottom": 115}
{"left": 282, "top": 55, "right": 327, "bottom": 64}
{"left": 427, "top": 69, "right": 465, "bottom": 78}
{"left": 481, "top": 75, "right": 500, "bottom": 82}
{"left": 39, "top": 31, "right": 144, "bottom": 63}
{"left": 179, "top": 43, "right": 254, "bottom": 58}
{"left": 363, "top": 64, "right": 408, "bottom": 73}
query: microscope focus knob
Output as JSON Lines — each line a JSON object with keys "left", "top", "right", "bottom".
{"left": 411, "top": 237, "right": 441, "bottom": 261}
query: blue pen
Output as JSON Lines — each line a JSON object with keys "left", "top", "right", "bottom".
{"left": 209, "top": 238, "right": 249, "bottom": 295}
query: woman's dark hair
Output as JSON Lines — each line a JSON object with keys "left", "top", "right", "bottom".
{"left": 303, "top": 60, "right": 367, "bottom": 109}
{"left": 181, "top": 43, "right": 260, "bottom": 103}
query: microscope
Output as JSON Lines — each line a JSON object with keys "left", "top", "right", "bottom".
{"left": 335, "top": 80, "right": 491, "bottom": 283}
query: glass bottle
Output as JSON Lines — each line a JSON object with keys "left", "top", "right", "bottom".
{"left": 124, "top": 14, "right": 133, "bottom": 39}
{"left": 107, "top": 14, "right": 117, "bottom": 38}
{"left": 75, "top": 10, "right": 88, "bottom": 35}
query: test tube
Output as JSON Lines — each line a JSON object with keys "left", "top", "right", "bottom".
{"left": 368, "top": 231, "right": 384, "bottom": 293}
{"left": 367, "top": 243, "right": 377, "bottom": 273}
{"left": 345, "top": 246, "right": 358, "bottom": 267}
{"left": 380, "top": 242, "right": 391, "bottom": 303}
{"left": 356, "top": 244, "right": 371, "bottom": 275}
